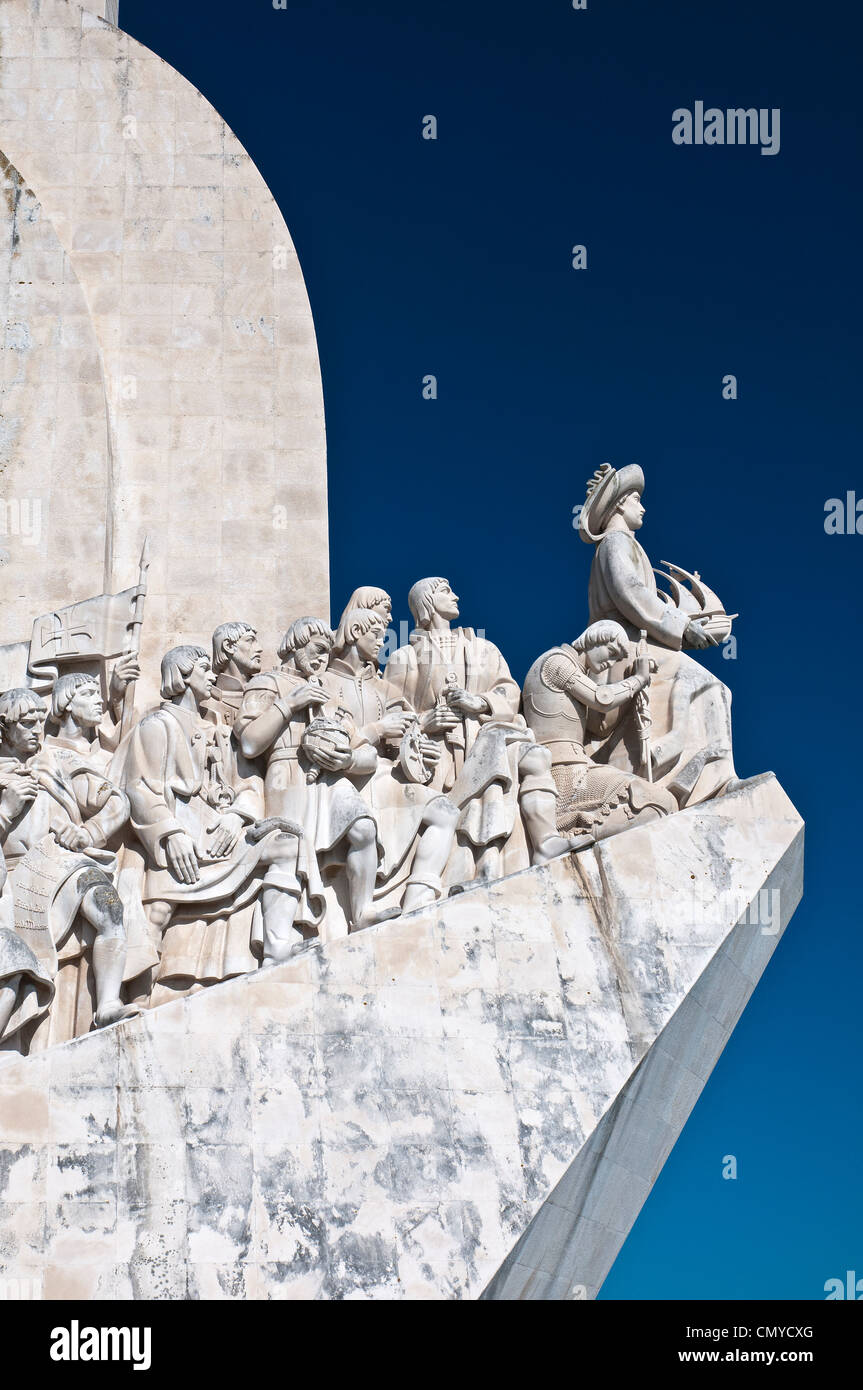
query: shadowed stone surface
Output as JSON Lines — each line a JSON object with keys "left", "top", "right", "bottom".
{"left": 0, "top": 773, "right": 803, "bottom": 1298}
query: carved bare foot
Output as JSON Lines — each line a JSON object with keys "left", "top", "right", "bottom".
{"left": 94, "top": 1000, "right": 142, "bottom": 1028}
{"left": 353, "top": 904, "right": 402, "bottom": 930}
{"left": 532, "top": 832, "right": 594, "bottom": 864}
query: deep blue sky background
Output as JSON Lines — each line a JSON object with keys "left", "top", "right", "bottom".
{"left": 120, "top": 0, "right": 861, "bottom": 1298}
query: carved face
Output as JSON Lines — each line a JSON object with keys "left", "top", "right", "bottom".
{"left": 3, "top": 705, "right": 45, "bottom": 757}
{"left": 187, "top": 656, "right": 215, "bottom": 706}
{"left": 618, "top": 490, "right": 645, "bottom": 531}
{"left": 371, "top": 595, "right": 392, "bottom": 623}
{"left": 67, "top": 680, "right": 103, "bottom": 730}
{"left": 585, "top": 640, "right": 628, "bottom": 674}
{"left": 296, "top": 636, "right": 332, "bottom": 678}
{"left": 230, "top": 629, "right": 263, "bottom": 678}
{"left": 356, "top": 618, "right": 386, "bottom": 664}
{"left": 432, "top": 580, "right": 460, "bottom": 621}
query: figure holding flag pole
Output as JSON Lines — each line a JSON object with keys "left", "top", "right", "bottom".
{"left": 118, "top": 536, "right": 151, "bottom": 741}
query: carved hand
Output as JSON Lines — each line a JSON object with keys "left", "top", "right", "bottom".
{"left": 419, "top": 738, "right": 442, "bottom": 766}
{"left": 446, "top": 688, "right": 489, "bottom": 717}
{"left": 109, "top": 653, "right": 142, "bottom": 700}
{"left": 421, "top": 705, "right": 459, "bottom": 734}
{"left": 208, "top": 811, "right": 244, "bottom": 858}
{"left": 376, "top": 712, "right": 412, "bottom": 743}
{"left": 166, "top": 830, "right": 200, "bottom": 884}
{"left": 309, "top": 745, "right": 353, "bottom": 773}
{"left": 0, "top": 774, "right": 39, "bottom": 819}
{"left": 683, "top": 618, "right": 718, "bottom": 649}
{"left": 53, "top": 823, "right": 92, "bottom": 852}
{"left": 289, "top": 682, "right": 329, "bottom": 712}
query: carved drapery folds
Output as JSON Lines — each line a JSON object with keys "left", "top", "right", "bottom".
{"left": 0, "top": 460, "right": 739, "bottom": 1053}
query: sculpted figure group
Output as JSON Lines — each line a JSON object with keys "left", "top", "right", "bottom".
{"left": 0, "top": 465, "right": 737, "bottom": 1053}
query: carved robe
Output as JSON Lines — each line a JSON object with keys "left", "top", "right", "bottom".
{"left": 315, "top": 657, "right": 452, "bottom": 902}
{"left": 588, "top": 531, "right": 736, "bottom": 806}
{"left": 384, "top": 628, "right": 552, "bottom": 881}
{"left": 234, "top": 667, "right": 372, "bottom": 931}
{"left": 204, "top": 671, "right": 246, "bottom": 729}
{"left": 114, "top": 703, "right": 307, "bottom": 1001}
{"left": 0, "top": 745, "right": 131, "bottom": 1051}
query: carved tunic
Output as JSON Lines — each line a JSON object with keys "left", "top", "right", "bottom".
{"left": 117, "top": 704, "right": 270, "bottom": 907}
{"left": 587, "top": 532, "right": 736, "bottom": 806}
{"left": 385, "top": 628, "right": 553, "bottom": 876}
{"left": 384, "top": 627, "right": 522, "bottom": 791}
{"left": 316, "top": 658, "right": 447, "bottom": 886}
{"left": 589, "top": 531, "right": 690, "bottom": 649}
{"left": 522, "top": 644, "right": 671, "bottom": 832}
{"left": 235, "top": 667, "right": 373, "bottom": 925}
{"left": 0, "top": 747, "right": 130, "bottom": 1048}
{"left": 204, "top": 672, "right": 246, "bottom": 729}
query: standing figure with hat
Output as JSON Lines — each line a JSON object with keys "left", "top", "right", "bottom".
{"left": 579, "top": 464, "right": 738, "bottom": 807}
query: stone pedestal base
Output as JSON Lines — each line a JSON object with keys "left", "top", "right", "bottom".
{"left": 0, "top": 773, "right": 803, "bottom": 1300}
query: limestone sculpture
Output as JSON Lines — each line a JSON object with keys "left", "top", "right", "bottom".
{"left": 0, "top": 459, "right": 741, "bottom": 1053}
{"left": 0, "top": 687, "right": 139, "bottom": 1048}
{"left": 314, "top": 607, "right": 460, "bottom": 918}
{"left": 385, "top": 578, "right": 581, "bottom": 887}
{"left": 235, "top": 616, "right": 396, "bottom": 935}
{"left": 579, "top": 464, "right": 737, "bottom": 805}
{"left": 0, "top": 6, "right": 801, "bottom": 1309}
{"left": 114, "top": 645, "right": 310, "bottom": 994}
{"left": 0, "top": 478, "right": 737, "bottom": 1048}
{"left": 522, "top": 621, "right": 677, "bottom": 838}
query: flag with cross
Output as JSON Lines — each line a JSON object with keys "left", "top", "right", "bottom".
{"left": 27, "top": 586, "right": 141, "bottom": 683}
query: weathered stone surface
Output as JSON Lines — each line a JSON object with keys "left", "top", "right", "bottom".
{"left": 0, "top": 0, "right": 328, "bottom": 707}
{"left": 0, "top": 773, "right": 802, "bottom": 1298}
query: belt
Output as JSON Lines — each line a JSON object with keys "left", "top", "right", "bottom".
{"left": 269, "top": 747, "right": 300, "bottom": 762}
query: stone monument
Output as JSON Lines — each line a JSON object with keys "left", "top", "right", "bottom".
{"left": 0, "top": 1, "right": 803, "bottom": 1300}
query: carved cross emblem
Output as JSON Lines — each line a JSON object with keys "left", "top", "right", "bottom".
{"left": 40, "top": 611, "right": 92, "bottom": 656}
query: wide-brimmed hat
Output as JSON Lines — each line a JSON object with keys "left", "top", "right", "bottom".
{"left": 578, "top": 463, "right": 644, "bottom": 543}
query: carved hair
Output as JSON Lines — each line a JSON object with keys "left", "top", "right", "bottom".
{"left": 408, "top": 577, "right": 447, "bottom": 627}
{"left": 338, "top": 607, "right": 383, "bottom": 649}
{"left": 278, "top": 617, "right": 334, "bottom": 662}
{"left": 212, "top": 621, "right": 256, "bottom": 674}
{"left": 573, "top": 621, "right": 630, "bottom": 654}
{"left": 333, "top": 588, "right": 390, "bottom": 654}
{"left": 160, "top": 645, "right": 209, "bottom": 699}
{"left": 52, "top": 670, "right": 99, "bottom": 722}
{"left": 0, "top": 686, "right": 46, "bottom": 736}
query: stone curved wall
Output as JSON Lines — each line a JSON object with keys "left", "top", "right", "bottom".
{"left": 0, "top": 0, "right": 328, "bottom": 705}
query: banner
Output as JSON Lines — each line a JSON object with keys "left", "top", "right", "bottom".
{"left": 27, "top": 587, "right": 140, "bottom": 682}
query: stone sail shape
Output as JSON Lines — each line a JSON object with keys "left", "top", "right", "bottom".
{"left": 0, "top": 0, "right": 328, "bottom": 706}
{"left": 0, "top": 156, "right": 111, "bottom": 661}
{"left": 0, "top": 774, "right": 803, "bottom": 1299}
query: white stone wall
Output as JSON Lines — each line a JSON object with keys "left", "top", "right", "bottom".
{"left": 0, "top": 0, "right": 328, "bottom": 705}
{"left": 0, "top": 775, "right": 804, "bottom": 1299}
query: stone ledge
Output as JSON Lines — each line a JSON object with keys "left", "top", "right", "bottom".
{"left": 0, "top": 773, "right": 803, "bottom": 1299}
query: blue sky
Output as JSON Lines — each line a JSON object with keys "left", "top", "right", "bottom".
{"left": 121, "top": 0, "right": 862, "bottom": 1297}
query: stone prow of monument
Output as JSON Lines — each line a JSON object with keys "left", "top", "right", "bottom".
{"left": 0, "top": 774, "right": 803, "bottom": 1299}
{"left": 0, "top": 0, "right": 804, "bottom": 1303}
